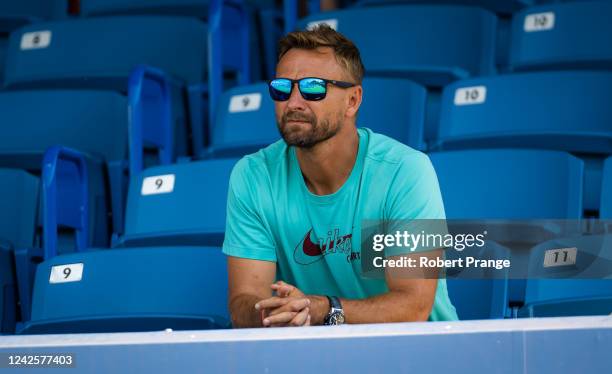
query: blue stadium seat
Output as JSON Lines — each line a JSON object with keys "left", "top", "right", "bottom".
{"left": 435, "top": 71, "right": 612, "bottom": 154}
{"left": 521, "top": 235, "right": 612, "bottom": 317}
{"left": 431, "top": 149, "right": 584, "bottom": 319}
{"left": 358, "top": 78, "right": 427, "bottom": 150}
{"left": 11, "top": 146, "right": 108, "bottom": 328}
{"left": 207, "top": 78, "right": 427, "bottom": 158}
{"left": 4, "top": 16, "right": 206, "bottom": 90}
{"left": 355, "top": 0, "right": 532, "bottom": 14}
{"left": 430, "top": 149, "right": 583, "bottom": 219}
{"left": 517, "top": 161, "right": 612, "bottom": 316}
{"left": 509, "top": 1, "right": 612, "bottom": 71}
{"left": 78, "top": 0, "right": 254, "bottom": 78}
{"left": 0, "top": 147, "right": 113, "bottom": 333}
{"left": 299, "top": 5, "right": 497, "bottom": 86}
{"left": 208, "top": 82, "right": 278, "bottom": 158}
{"left": 601, "top": 156, "right": 612, "bottom": 219}
{"left": 20, "top": 246, "right": 228, "bottom": 334}
{"left": 0, "top": 91, "right": 126, "bottom": 168}
{"left": 0, "top": 1, "right": 61, "bottom": 84}
{"left": 0, "top": 90, "right": 122, "bottom": 242}
{"left": 121, "top": 158, "right": 239, "bottom": 247}
{"left": 80, "top": 0, "right": 278, "bottom": 80}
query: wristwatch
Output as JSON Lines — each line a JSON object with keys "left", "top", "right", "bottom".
{"left": 324, "top": 296, "right": 345, "bottom": 325}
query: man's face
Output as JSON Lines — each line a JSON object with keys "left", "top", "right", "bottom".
{"left": 274, "top": 47, "right": 354, "bottom": 148}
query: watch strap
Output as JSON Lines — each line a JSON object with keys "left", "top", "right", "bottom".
{"left": 327, "top": 295, "right": 342, "bottom": 311}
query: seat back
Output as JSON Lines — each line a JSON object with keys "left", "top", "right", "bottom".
{"left": 437, "top": 71, "right": 612, "bottom": 153}
{"left": 358, "top": 78, "right": 427, "bottom": 149}
{"left": 24, "top": 246, "right": 229, "bottom": 334}
{"left": 209, "top": 82, "right": 278, "bottom": 158}
{"left": 0, "top": 90, "right": 124, "bottom": 240}
{"left": 5, "top": 16, "right": 207, "bottom": 90}
{"left": 432, "top": 149, "right": 584, "bottom": 318}
{"left": 122, "top": 158, "right": 239, "bottom": 247}
{"left": 510, "top": 2, "right": 612, "bottom": 71}
{"left": 0, "top": 90, "right": 127, "bottom": 164}
{"left": 300, "top": 5, "right": 497, "bottom": 86}
{"left": 430, "top": 149, "right": 584, "bottom": 219}
{"left": 78, "top": 0, "right": 252, "bottom": 78}
{"left": 523, "top": 235, "right": 612, "bottom": 317}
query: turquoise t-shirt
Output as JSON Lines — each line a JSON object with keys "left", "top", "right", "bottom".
{"left": 222, "top": 127, "right": 458, "bottom": 321}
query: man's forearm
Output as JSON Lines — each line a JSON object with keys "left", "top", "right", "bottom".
{"left": 229, "top": 293, "right": 264, "bottom": 328}
{"left": 308, "top": 290, "right": 433, "bottom": 325}
{"left": 342, "top": 290, "right": 432, "bottom": 323}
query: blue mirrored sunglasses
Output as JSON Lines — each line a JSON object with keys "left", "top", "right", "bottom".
{"left": 268, "top": 77, "right": 356, "bottom": 101}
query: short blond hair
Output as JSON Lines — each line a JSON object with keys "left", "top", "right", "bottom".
{"left": 278, "top": 24, "right": 365, "bottom": 84}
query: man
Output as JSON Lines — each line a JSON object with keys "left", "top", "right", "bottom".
{"left": 222, "top": 25, "right": 458, "bottom": 327}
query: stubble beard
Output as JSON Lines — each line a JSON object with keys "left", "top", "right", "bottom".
{"left": 278, "top": 110, "right": 342, "bottom": 148}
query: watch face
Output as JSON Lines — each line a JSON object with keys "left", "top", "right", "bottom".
{"left": 329, "top": 312, "right": 345, "bottom": 325}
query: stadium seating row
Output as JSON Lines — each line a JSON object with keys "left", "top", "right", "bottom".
{"left": 4, "top": 68, "right": 608, "bottom": 249}
{"left": 2, "top": 0, "right": 612, "bottom": 87}
{"left": 301, "top": 1, "right": 612, "bottom": 77}
{"left": 1, "top": 147, "right": 611, "bottom": 334}
{"left": 2, "top": 1, "right": 612, "bottom": 89}
{"left": 215, "top": 70, "right": 612, "bottom": 154}
{"left": 0, "top": 1, "right": 610, "bottom": 161}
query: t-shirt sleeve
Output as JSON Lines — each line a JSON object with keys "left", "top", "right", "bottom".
{"left": 384, "top": 152, "right": 448, "bottom": 256}
{"left": 222, "top": 157, "right": 277, "bottom": 262}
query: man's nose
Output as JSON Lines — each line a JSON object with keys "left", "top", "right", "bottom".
{"left": 286, "top": 82, "right": 306, "bottom": 110}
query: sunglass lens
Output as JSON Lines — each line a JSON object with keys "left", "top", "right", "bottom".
{"left": 269, "top": 79, "right": 292, "bottom": 101}
{"left": 300, "top": 78, "right": 326, "bottom": 100}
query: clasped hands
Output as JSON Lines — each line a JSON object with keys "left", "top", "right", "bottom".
{"left": 254, "top": 281, "right": 312, "bottom": 327}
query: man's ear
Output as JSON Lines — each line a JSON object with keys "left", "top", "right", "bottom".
{"left": 345, "top": 84, "right": 363, "bottom": 119}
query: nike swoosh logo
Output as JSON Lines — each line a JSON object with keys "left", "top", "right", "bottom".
{"left": 302, "top": 228, "right": 323, "bottom": 256}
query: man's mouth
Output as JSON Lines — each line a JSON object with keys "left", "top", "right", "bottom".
{"left": 285, "top": 120, "right": 312, "bottom": 126}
